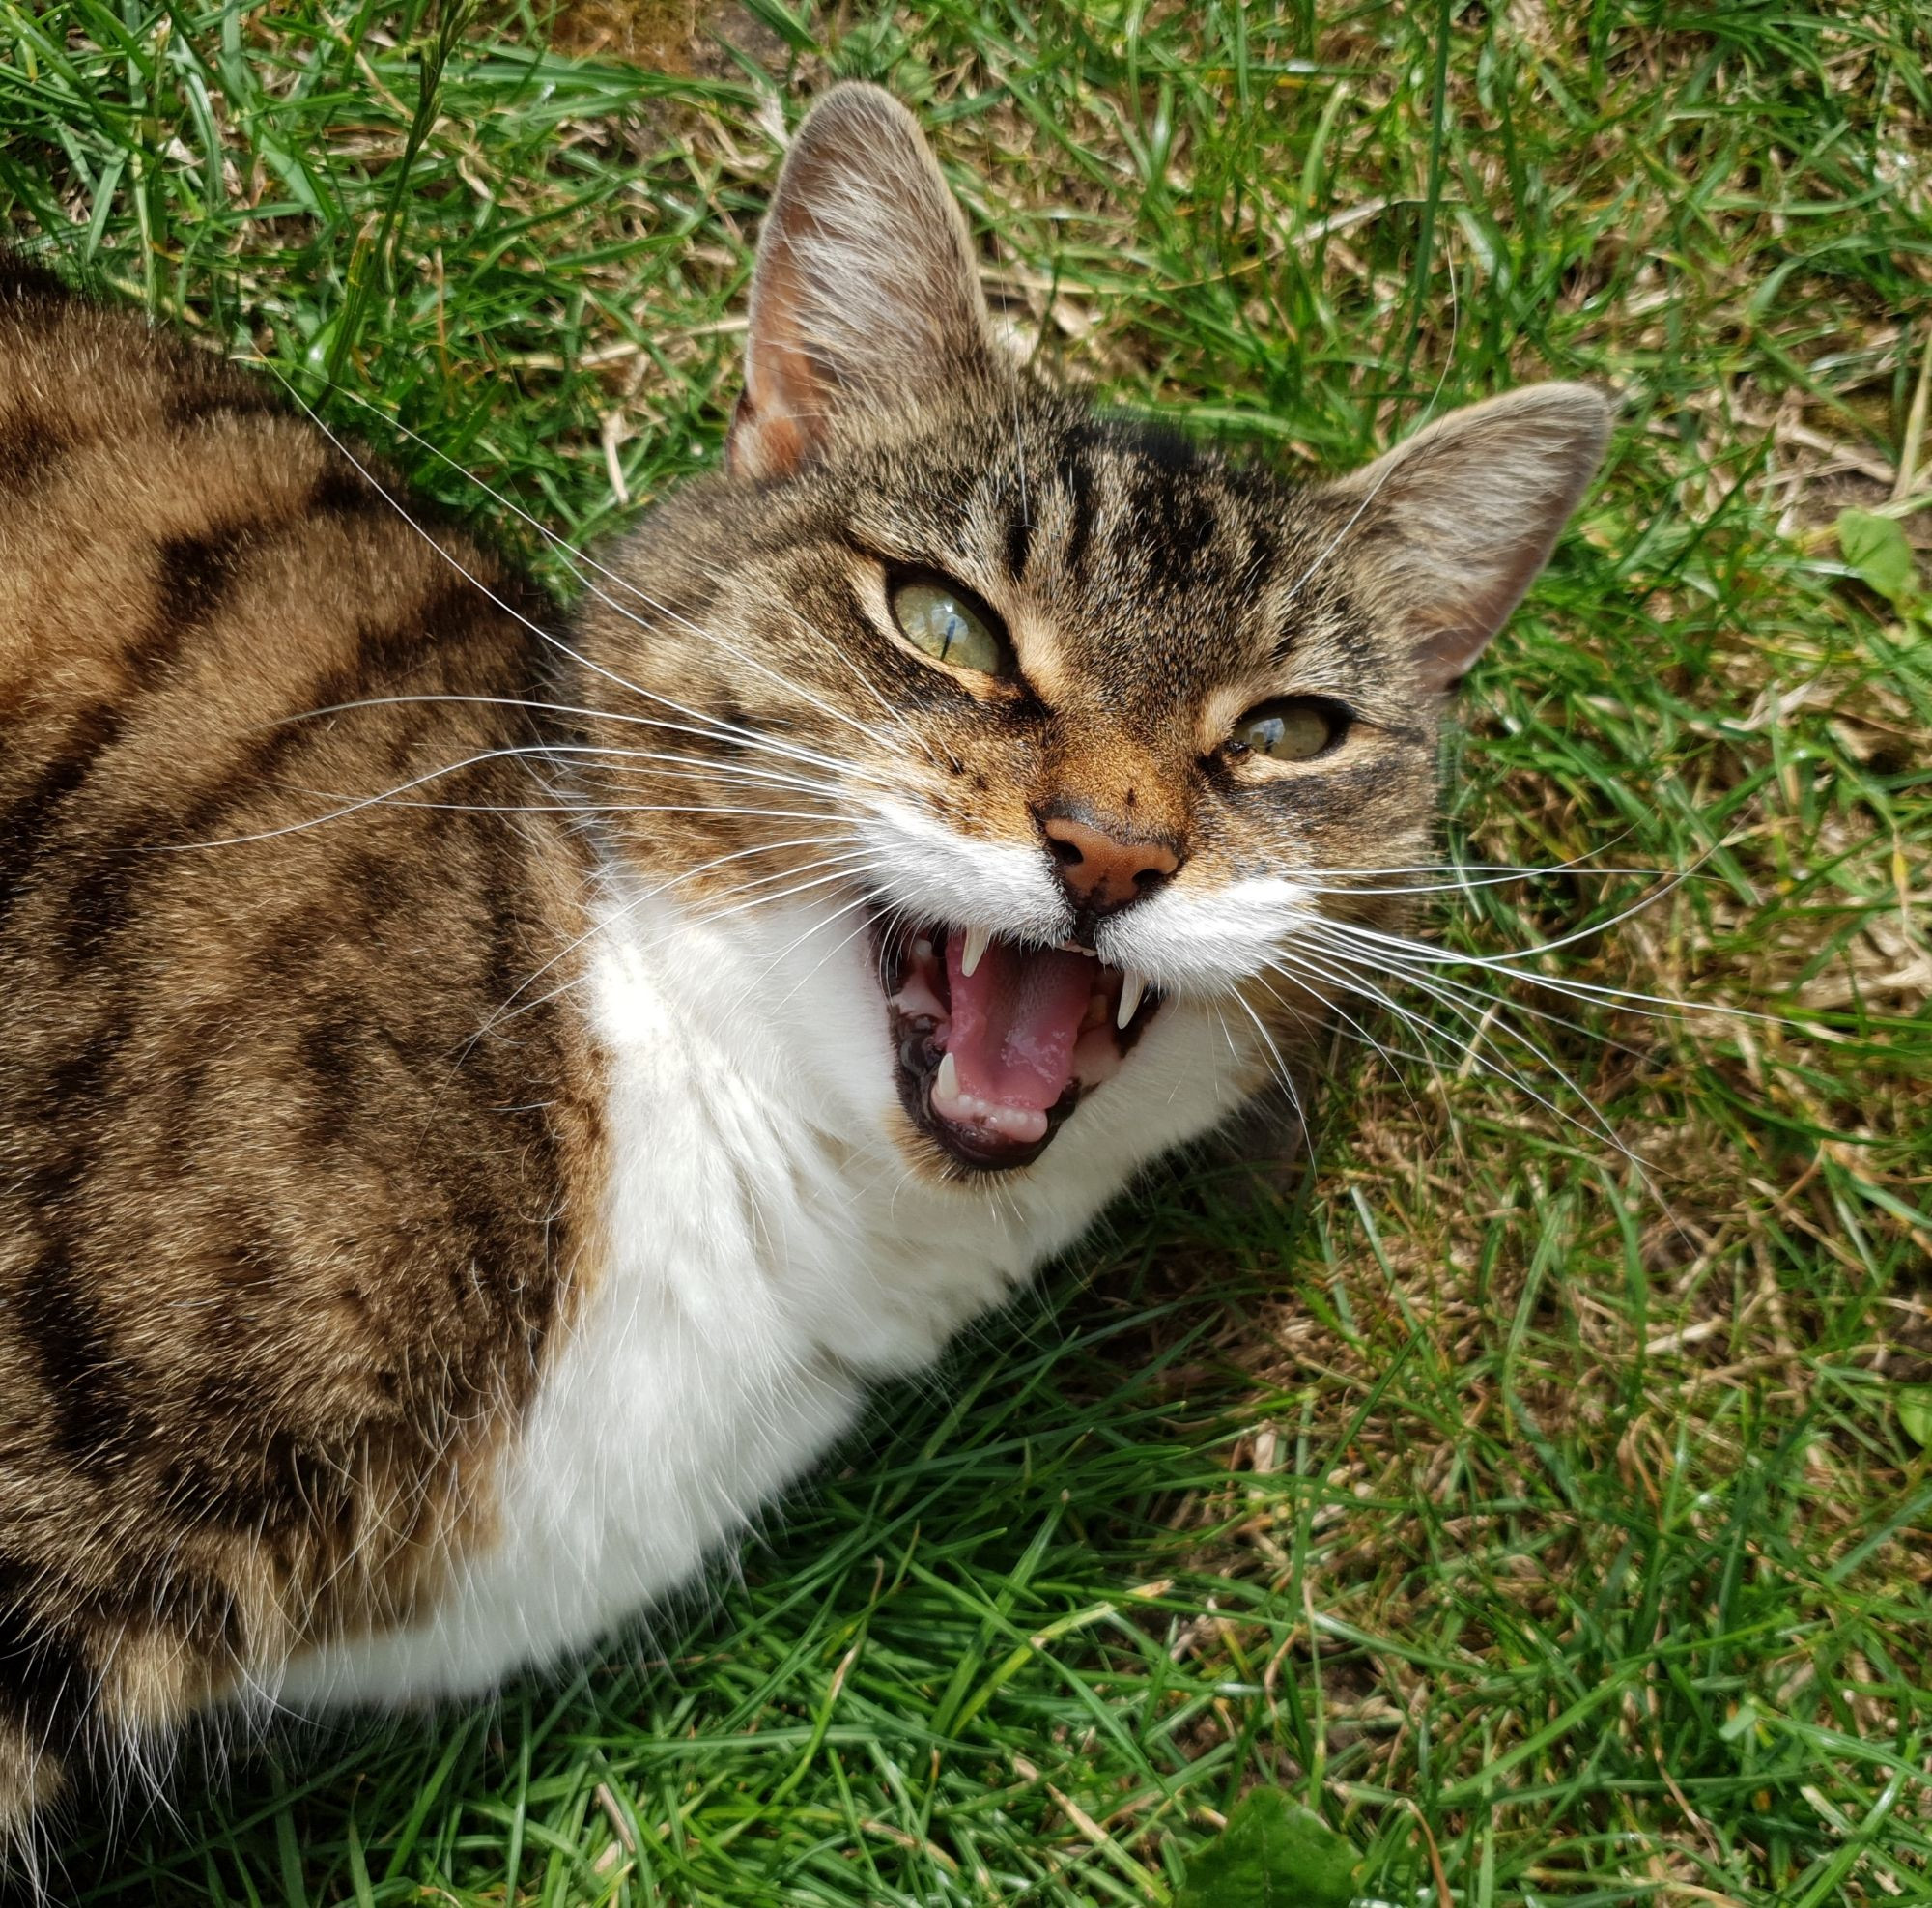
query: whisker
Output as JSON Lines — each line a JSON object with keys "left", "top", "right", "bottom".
{"left": 1267, "top": 937, "right": 1651, "bottom": 1171}
{"left": 459, "top": 834, "right": 865, "bottom": 1046}
{"left": 1314, "top": 907, "right": 1764, "bottom": 1024}
{"left": 269, "top": 691, "right": 872, "bottom": 796}
{"left": 1266, "top": 944, "right": 1500, "bottom": 1115}
{"left": 270, "top": 691, "right": 873, "bottom": 789}
{"left": 1249, "top": 968, "right": 1429, "bottom": 1120}
{"left": 689, "top": 856, "right": 889, "bottom": 929}
{"left": 755, "top": 894, "right": 890, "bottom": 1011}
{"left": 253, "top": 381, "right": 905, "bottom": 794}
{"left": 1295, "top": 918, "right": 1666, "bottom": 1064}
{"left": 301, "top": 796, "right": 840, "bottom": 824}
{"left": 155, "top": 728, "right": 865, "bottom": 851}
{"left": 154, "top": 743, "right": 565, "bottom": 851}
{"left": 1228, "top": 991, "right": 1310, "bottom": 1134}
{"left": 318, "top": 384, "right": 943, "bottom": 774}
{"left": 1294, "top": 863, "right": 1673, "bottom": 898}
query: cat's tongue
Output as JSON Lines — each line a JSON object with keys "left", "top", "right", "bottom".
{"left": 943, "top": 934, "right": 1094, "bottom": 1117}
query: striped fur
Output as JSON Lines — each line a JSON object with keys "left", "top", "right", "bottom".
{"left": 0, "top": 254, "right": 606, "bottom": 1853}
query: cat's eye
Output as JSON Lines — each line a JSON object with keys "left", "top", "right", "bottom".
{"left": 1228, "top": 698, "right": 1350, "bottom": 762}
{"left": 891, "top": 581, "right": 1009, "bottom": 676}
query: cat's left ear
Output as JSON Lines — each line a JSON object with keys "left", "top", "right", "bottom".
{"left": 1327, "top": 384, "right": 1611, "bottom": 695}
{"left": 727, "top": 84, "right": 998, "bottom": 480}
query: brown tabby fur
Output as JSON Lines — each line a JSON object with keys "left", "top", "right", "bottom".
{"left": 0, "top": 80, "right": 1605, "bottom": 1864}
{"left": 0, "top": 256, "right": 606, "bottom": 1836}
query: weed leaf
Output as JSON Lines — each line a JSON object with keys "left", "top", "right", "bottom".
{"left": 1175, "top": 1789, "right": 1359, "bottom": 1908}
{"left": 1836, "top": 508, "right": 1919, "bottom": 610}
{"left": 1897, "top": 1385, "right": 1932, "bottom": 1450}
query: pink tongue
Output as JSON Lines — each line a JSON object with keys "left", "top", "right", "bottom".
{"left": 943, "top": 935, "right": 1094, "bottom": 1113}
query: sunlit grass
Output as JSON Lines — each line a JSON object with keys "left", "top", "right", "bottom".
{"left": 4, "top": 1, "right": 1930, "bottom": 1901}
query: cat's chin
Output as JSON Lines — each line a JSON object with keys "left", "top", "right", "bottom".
{"left": 874, "top": 914, "right": 1161, "bottom": 1174}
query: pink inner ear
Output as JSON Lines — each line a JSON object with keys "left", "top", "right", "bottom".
{"left": 727, "top": 256, "right": 824, "bottom": 480}
{"left": 725, "top": 389, "right": 807, "bottom": 482}
{"left": 724, "top": 86, "right": 998, "bottom": 484}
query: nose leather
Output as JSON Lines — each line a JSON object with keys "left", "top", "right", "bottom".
{"left": 1041, "top": 814, "right": 1181, "bottom": 915}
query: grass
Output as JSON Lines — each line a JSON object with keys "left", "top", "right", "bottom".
{"left": 5, "top": 0, "right": 1932, "bottom": 1901}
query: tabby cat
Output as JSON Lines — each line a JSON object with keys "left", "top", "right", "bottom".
{"left": 0, "top": 81, "right": 1607, "bottom": 1857}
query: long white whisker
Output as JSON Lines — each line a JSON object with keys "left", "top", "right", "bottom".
{"left": 253, "top": 381, "right": 906, "bottom": 795}
{"left": 1294, "top": 863, "right": 1672, "bottom": 898}
{"left": 1270, "top": 945, "right": 1619, "bottom": 1162}
{"left": 279, "top": 789, "right": 842, "bottom": 825}
{"left": 155, "top": 743, "right": 568, "bottom": 850}
{"left": 320, "top": 384, "right": 943, "bottom": 773}
{"left": 1228, "top": 991, "right": 1309, "bottom": 1133}
{"left": 753, "top": 894, "right": 891, "bottom": 1011}
{"left": 1316, "top": 908, "right": 1760, "bottom": 1023}
{"left": 1270, "top": 936, "right": 1646, "bottom": 1168}
{"left": 690, "top": 857, "right": 888, "bottom": 929}
{"left": 272, "top": 690, "right": 890, "bottom": 796}
{"left": 1266, "top": 942, "right": 1498, "bottom": 1120}
{"left": 463, "top": 834, "right": 863, "bottom": 1044}
{"left": 1289, "top": 837, "right": 1757, "bottom": 1027}
{"left": 1297, "top": 918, "right": 1668, "bottom": 1063}
{"left": 1250, "top": 968, "right": 1427, "bottom": 1119}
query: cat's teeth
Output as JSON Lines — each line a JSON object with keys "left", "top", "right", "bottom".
{"left": 959, "top": 926, "right": 990, "bottom": 978}
{"left": 936, "top": 1051, "right": 960, "bottom": 1099}
{"left": 1116, "top": 972, "right": 1146, "bottom": 1030}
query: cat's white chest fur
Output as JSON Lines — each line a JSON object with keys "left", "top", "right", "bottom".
{"left": 277, "top": 885, "right": 1240, "bottom": 1708}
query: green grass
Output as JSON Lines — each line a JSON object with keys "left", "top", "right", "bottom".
{"left": 6, "top": 1, "right": 1932, "bottom": 1901}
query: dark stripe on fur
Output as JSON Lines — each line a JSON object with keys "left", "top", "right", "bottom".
{"left": 1060, "top": 443, "right": 1094, "bottom": 582}
{"left": 49, "top": 577, "right": 489, "bottom": 967}
{"left": 13, "top": 1241, "right": 151, "bottom": 1474}
{"left": 161, "top": 379, "right": 282, "bottom": 431}
{"left": 308, "top": 462, "right": 384, "bottom": 517}
{"left": 1005, "top": 498, "right": 1033, "bottom": 581}
{"left": 0, "top": 412, "right": 72, "bottom": 498}
{"left": 127, "top": 525, "right": 253, "bottom": 687}
{"left": 0, "top": 704, "right": 124, "bottom": 929}
{"left": 0, "top": 252, "right": 71, "bottom": 307}
{"left": 157, "top": 1409, "right": 355, "bottom": 1542}
{"left": 1141, "top": 480, "right": 1212, "bottom": 594}
{"left": 0, "top": 1565, "right": 86, "bottom": 1757}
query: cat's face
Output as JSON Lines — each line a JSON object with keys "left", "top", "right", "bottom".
{"left": 572, "top": 85, "right": 1607, "bottom": 1184}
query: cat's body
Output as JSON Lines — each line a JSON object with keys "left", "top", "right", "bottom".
{"left": 0, "top": 84, "right": 1607, "bottom": 1855}
{"left": 0, "top": 253, "right": 608, "bottom": 1817}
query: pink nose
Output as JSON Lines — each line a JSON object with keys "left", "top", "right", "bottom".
{"left": 1042, "top": 814, "right": 1180, "bottom": 914}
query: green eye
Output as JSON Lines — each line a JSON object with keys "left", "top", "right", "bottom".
{"left": 1230, "top": 698, "right": 1348, "bottom": 762}
{"left": 891, "top": 581, "right": 1009, "bottom": 675}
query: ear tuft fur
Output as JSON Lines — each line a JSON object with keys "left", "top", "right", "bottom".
{"left": 728, "top": 83, "right": 997, "bottom": 480}
{"left": 1330, "top": 384, "right": 1612, "bottom": 693}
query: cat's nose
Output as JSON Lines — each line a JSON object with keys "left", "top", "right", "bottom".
{"left": 1041, "top": 812, "right": 1181, "bottom": 915}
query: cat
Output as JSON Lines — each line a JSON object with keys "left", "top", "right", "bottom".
{"left": 0, "top": 79, "right": 1607, "bottom": 1861}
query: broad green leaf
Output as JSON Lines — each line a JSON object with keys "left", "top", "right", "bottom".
{"left": 1176, "top": 1789, "right": 1359, "bottom": 1908}
{"left": 1897, "top": 1384, "right": 1932, "bottom": 1449}
{"left": 1836, "top": 508, "right": 1918, "bottom": 608}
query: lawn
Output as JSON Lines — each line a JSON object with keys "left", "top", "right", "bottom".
{"left": 4, "top": 1, "right": 1932, "bottom": 1902}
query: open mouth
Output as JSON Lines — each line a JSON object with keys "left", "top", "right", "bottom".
{"left": 878, "top": 920, "right": 1160, "bottom": 1173}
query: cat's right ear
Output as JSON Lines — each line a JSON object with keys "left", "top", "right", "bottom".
{"left": 727, "top": 84, "right": 998, "bottom": 480}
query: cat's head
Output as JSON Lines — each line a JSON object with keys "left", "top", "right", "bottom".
{"left": 573, "top": 84, "right": 1607, "bottom": 1189}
